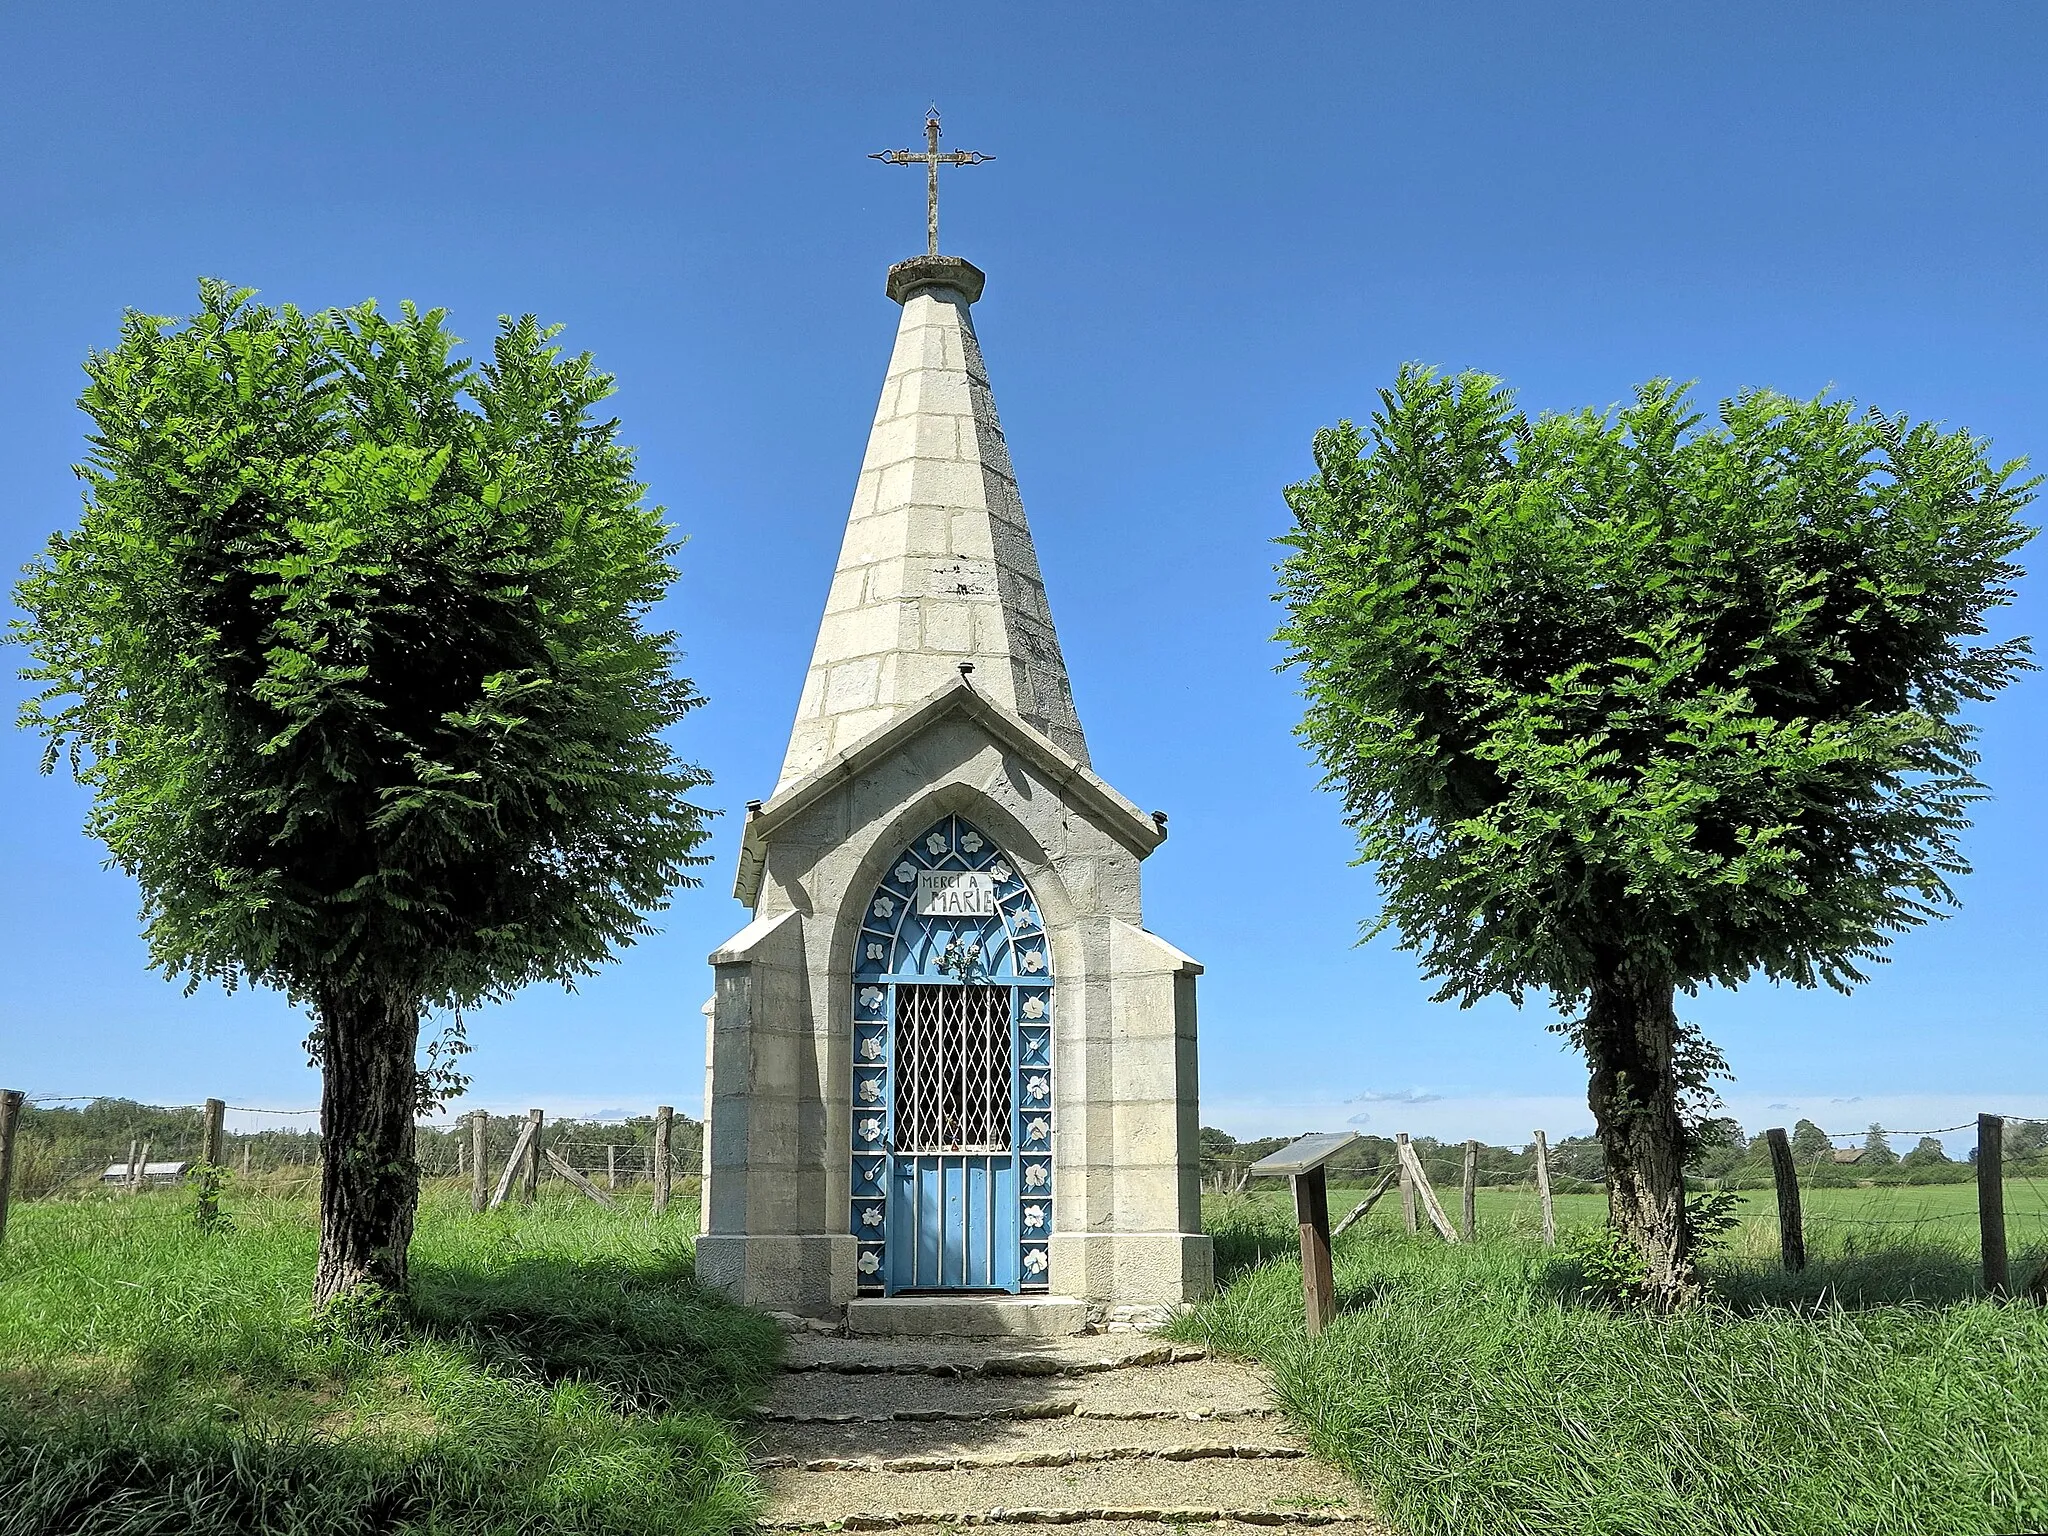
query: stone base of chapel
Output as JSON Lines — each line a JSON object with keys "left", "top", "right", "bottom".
{"left": 1050, "top": 1231, "right": 1214, "bottom": 1308}
{"left": 693, "top": 1233, "right": 857, "bottom": 1318}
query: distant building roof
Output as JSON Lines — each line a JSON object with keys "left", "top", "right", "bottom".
{"left": 1830, "top": 1148, "right": 1865, "bottom": 1164}
{"left": 98, "top": 1161, "right": 189, "bottom": 1182}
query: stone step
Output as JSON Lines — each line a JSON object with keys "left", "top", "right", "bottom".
{"left": 761, "top": 1358, "right": 1276, "bottom": 1425}
{"left": 784, "top": 1336, "right": 1205, "bottom": 1378}
{"left": 752, "top": 1413, "right": 1304, "bottom": 1466}
{"left": 846, "top": 1295, "right": 1091, "bottom": 1339}
{"left": 758, "top": 1456, "right": 1367, "bottom": 1530}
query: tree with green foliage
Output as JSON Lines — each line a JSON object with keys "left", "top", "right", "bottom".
{"left": 1903, "top": 1135, "right": 1949, "bottom": 1166}
{"left": 1861, "top": 1123, "right": 1899, "bottom": 1168}
{"left": 15, "top": 283, "right": 713, "bottom": 1308}
{"left": 1791, "top": 1119, "right": 1833, "bottom": 1163}
{"left": 1278, "top": 365, "right": 2033, "bottom": 1304}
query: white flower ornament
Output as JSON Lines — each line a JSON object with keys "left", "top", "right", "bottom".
{"left": 1025, "top": 1163, "right": 1049, "bottom": 1189}
{"left": 990, "top": 861, "right": 1012, "bottom": 883}
{"left": 859, "top": 1034, "right": 884, "bottom": 1061}
{"left": 872, "top": 896, "right": 894, "bottom": 919}
{"left": 1021, "top": 996, "right": 1046, "bottom": 1020}
{"left": 859, "top": 986, "right": 885, "bottom": 1011}
{"left": 858, "top": 1079, "right": 883, "bottom": 1104}
{"left": 895, "top": 862, "right": 917, "bottom": 884}
{"left": 857, "top": 1250, "right": 881, "bottom": 1276}
{"left": 858, "top": 1116, "right": 883, "bottom": 1143}
{"left": 962, "top": 831, "right": 984, "bottom": 853}
{"left": 865, "top": 941, "right": 886, "bottom": 963}
{"left": 1026, "top": 1117, "right": 1050, "bottom": 1142}
{"left": 926, "top": 833, "right": 948, "bottom": 857}
{"left": 1027, "top": 1075, "right": 1050, "bottom": 1102}
{"left": 1024, "top": 1204, "right": 1046, "bottom": 1230}
{"left": 861, "top": 1206, "right": 883, "bottom": 1228}
{"left": 1019, "top": 948, "right": 1045, "bottom": 974}
{"left": 1023, "top": 1249, "right": 1048, "bottom": 1276}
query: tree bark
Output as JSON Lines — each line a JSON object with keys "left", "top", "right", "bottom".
{"left": 313, "top": 982, "right": 422, "bottom": 1308}
{"left": 1582, "top": 965, "right": 1694, "bottom": 1308}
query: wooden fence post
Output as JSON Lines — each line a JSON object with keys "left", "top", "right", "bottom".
{"left": 132, "top": 1139, "right": 151, "bottom": 1193}
{"left": 1396, "top": 1133, "right": 1418, "bottom": 1233}
{"left": 652, "top": 1106, "right": 673, "bottom": 1217}
{"left": 197, "top": 1098, "right": 226, "bottom": 1226}
{"left": 0, "top": 1090, "right": 23, "bottom": 1249}
{"left": 1293, "top": 1165, "right": 1337, "bottom": 1335}
{"left": 1332, "top": 1161, "right": 1401, "bottom": 1240}
{"left": 1395, "top": 1136, "right": 1460, "bottom": 1242}
{"left": 1764, "top": 1127, "right": 1805, "bottom": 1272}
{"left": 488, "top": 1112, "right": 543, "bottom": 1211}
{"left": 1461, "top": 1139, "right": 1478, "bottom": 1241}
{"left": 607, "top": 1144, "right": 617, "bottom": 1191}
{"left": 520, "top": 1109, "right": 543, "bottom": 1203}
{"left": 469, "top": 1112, "right": 489, "bottom": 1212}
{"left": 1533, "top": 1130, "right": 1556, "bottom": 1247}
{"left": 125, "top": 1138, "right": 140, "bottom": 1192}
{"left": 1979, "top": 1113, "right": 2008, "bottom": 1297}
{"left": 240, "top": 1143, "right": 251, "bottom": 1180}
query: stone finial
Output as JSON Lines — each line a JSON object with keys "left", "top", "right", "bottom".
{"left": 886, "top": 255, "right": 986, "bottom": 306}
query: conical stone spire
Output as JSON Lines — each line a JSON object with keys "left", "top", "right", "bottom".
{"left": 775, "top": 256, "right": 1087, "bottom": 792}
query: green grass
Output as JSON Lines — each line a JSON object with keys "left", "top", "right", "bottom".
{"left": 1178, "top": 1187, "right": 2048, "bottom": 1536}
{"left": 0, "top": 1182, "right": 782, "bottom": 1536}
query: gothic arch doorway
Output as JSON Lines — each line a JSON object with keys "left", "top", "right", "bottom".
{"left": 849, "top": 814, "right": 1053, "bottom": 1294}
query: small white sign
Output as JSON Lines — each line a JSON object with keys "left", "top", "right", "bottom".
{"left": 916, "top": 869, "right": 997, "bottom": 917}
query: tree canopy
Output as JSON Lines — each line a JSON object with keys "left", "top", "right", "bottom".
{"left": 17, "top": 282, "right": 713, "bottom": 1013}
{"left": 1279, "top": 366, "right": 2034, "bottom": 1014}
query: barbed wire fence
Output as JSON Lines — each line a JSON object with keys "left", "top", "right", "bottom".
{"left": 1200, "top": 1111, "right": 2048, "bottom": 1297}
{"left": 0, "top": 1089, "right": 705, "bottom": 1236}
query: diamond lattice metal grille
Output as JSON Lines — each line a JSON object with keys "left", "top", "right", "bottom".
{"left": 894, "top": 985, "right": 1012, "bottom": 1152}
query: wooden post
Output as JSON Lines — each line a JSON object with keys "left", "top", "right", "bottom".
{"left": 520, "top": 1109, "right": 543, "bottom": 1203}
{"left": 125, "top": 1138, "right": 141, "bottom": 1192}
{"left": 1764, "top": 1127, "right": 1805, "bottom": 1272}
{"left": 1397, "top": 1133, "right": 1418, "bottom": 1233}
{"left": 1461, "top": 1139, "right": 1478, "bottom": 1241}
{"left": 240, "top": 1142, "right": 250, "bottom": 1180}
{"left": 1979, "top": 1113, "right": 2008, "bottom": 1297}
{"left": 1395, "top": 1136, "right": 1460, "bottom": 1242}
{"left": 132, "top": 1139, "right": 151, "bottom": 1193}
{"left": 1533, "top": 1130, "right": 1556, "bottom": 1247}
{"left": 0, "top": 1090, "right": 23, "bottom": 1248}
{"left": 489, "top": 1112, "right": 543, "bottom": 1211}
{"left": 1292, "top": 1164, "right": 1337, "bottom": 1335}
{"left": 546, "top": 1148, "right": 619, "bottom": 1208}
{"left": 469, "top": 1112, "right": 489, "bottom": 1212}
{"left": 652, "top": 1106, "right": 673, "bottom": 1217}
{"left": 607, "top": 1144, "right": 617, "bottom": 1192}
{"left": 1332, "top": 1161, "right": 1401, "bottom": 1240}
{"left": 197, "top": 1098, "right": 226, "bottom": 1226}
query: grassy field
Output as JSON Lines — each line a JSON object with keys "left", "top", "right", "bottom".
{"left": 1177, "top": 1184, "right": 2048, "bottom": 1536}
{"left": 0, "top": 1182, "right": 781, "bottom": 1536}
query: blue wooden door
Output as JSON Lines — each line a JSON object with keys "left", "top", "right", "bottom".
{"left": 885, "top": 984, "right": 1018, "bottom": 1292}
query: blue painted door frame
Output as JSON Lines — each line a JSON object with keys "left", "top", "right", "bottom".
{"left": 849, "top": 816, "right": 1054, "bottom": 1295}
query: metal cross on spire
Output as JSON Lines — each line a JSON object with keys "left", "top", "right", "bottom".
{"left": 869, "top": 107, "right": 993, "bottom": 256}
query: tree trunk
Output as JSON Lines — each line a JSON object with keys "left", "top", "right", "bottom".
{"left": 313, "top": 982, "right": 422, "bottom": 1309}
{"left": 1582, "top": 966, "right": 1693, "bottom": 1308}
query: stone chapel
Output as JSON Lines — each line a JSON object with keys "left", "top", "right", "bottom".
{"left": 696, "top": 251, "right": 1211, "bottom": 1332}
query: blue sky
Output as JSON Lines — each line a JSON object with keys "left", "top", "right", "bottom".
{"left": 1, "top": 3, "right": 2043, "bottom": 1153}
